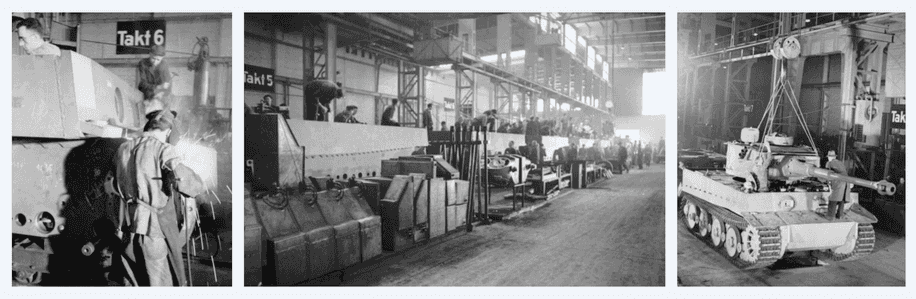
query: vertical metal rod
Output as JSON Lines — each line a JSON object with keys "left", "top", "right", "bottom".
{"left": 185, "top": 196, "right": 193, "bottom": 287}
{"left": 483, "top": 128, "right": 489, "bottom": 221}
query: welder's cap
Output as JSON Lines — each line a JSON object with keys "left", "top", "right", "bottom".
{"left": 827, "top": 150, "right": 837, "bottom": 157}
{"left": 150, "top": 45, "right": 166, "bottom": 57}
{"left": 144, "top": 110, "right": 178, "bottom": 131}
{"left": 305, "top": 80, "right": 344, "bottom": 101}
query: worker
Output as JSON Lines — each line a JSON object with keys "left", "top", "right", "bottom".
{"left": 304, "top": 80, "right": 343, "bottom": 121}
{"left": 486, "top": 109, "right": 498, "bottom": 132}
{"left": 137, "top": 45, "right": 171, "bottom": 111}
{"left": 381, "top": 99, "right": 400, "bottom": 126}
{"left": 256, "top": 94, "right": 279, "bottom": 114}
{"left": 505, "top": 141, "right": 518, "bottom": 155}
{"left": 113, "top": 110, "right": 205, "bottom": 286}
{"left": 617, "top": 141, "right": 629, "bottom": 174}
{"left": 524, "top": 140, "right": 543, "bottom": 166}
{"left": 334, "top": 105, "right": 363, "bottom": 124}
{"left": 440, "top": 121, "right": 448, "bottom": 131}
{"left": 825, "top": 150, "right": 851, "bottom": 220}
{"left": 636, "top": 141, "right": 644, "bottom": 169}
{"left": 16, "top": 17, "right": 60, "bottom": 56}
{"left": 13, "top": 16, "right": 24, "bottom": 55}
{"left": 422, "top": 103, "right": 434, "bottom": 129}
{"left": 136, "top": 45, "right": 183, "bottom": 145}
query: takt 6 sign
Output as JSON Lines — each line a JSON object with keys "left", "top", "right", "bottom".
{"left": 116, "top": 20, "right": 166, "bottom": 55}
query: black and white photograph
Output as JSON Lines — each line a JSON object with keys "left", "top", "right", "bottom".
{"left": 676, "top": 13, "right": 905, "bottom": 286}
{"left": 243, "top": 12, "right": 667, "bottom": 286}
{"left": 12, "top": 12, "right": 233, "bottom": 286}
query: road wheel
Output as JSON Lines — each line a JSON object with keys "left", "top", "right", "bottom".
{"left": 710, "top": 216, "right": 724, "bottom": 248}
{"left": 724, "top": 224, "right": 741, "bottom": 258}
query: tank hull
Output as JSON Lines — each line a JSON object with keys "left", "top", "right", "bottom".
{"left": 679, "top": 168, "right": 878, "bottom": 269}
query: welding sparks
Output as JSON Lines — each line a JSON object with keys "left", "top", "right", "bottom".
{"left": 210, "top": 189, "right": 222, "bottom": 204}
{"left": 225, "top": 185, "right": 232, "bottom": 195}
{"left": 173, "top": 135, "right": 218, "bottom": 190}
{"left": 211, "top": 255, "right": 218, "bottom": 282}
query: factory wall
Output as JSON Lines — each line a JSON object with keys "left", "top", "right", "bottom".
{"left": 78, "top": 13, "right": 233, "bottom": 110}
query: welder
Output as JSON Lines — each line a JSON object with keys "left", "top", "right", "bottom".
{"left": 113, "top": 110, "right": 205, "bottom": 286}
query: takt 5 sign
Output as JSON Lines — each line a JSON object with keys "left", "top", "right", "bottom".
{"left": 890, "top": 104, "right": 905, "bottom": 129}
{"left": 245, "top": 64, "right": 275, "bottom": 92}
{"left": 116, "top": 20, "right": 166, "bottom": 55}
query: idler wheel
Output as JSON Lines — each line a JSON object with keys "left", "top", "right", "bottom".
{"left": 683, "top": 202, "right": 698, "bottom": 230}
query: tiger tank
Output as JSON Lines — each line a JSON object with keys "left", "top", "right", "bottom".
{"left": 678, "top": 128, "right": 896, "bottom": 269}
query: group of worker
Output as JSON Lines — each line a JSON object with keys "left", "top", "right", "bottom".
{"left": 15, "top": 16, "right": 204, "bottom": 287}
{"left": 498, "top": 136, "right": 665, "bottom": 176}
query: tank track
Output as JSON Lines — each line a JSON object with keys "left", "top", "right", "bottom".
{"left": 819, "top": 224, "right": 876, "bottom": 262}
{"left": 680, "top": 193, "right": 785, "bottom": 269}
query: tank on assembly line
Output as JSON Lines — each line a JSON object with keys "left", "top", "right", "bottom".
{"left": 12, "top": 51, "right": 146, "bottom": 285}
{"left": 679, "top": 37, "right": 897, "bottom": 269}
{"left": 678, "top": 130, "right": 896, "bottom": 269}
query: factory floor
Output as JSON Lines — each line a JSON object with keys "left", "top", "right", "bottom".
{"left": 325, "top": 163, "right": 665, "bottom": 286}
{"left": 677, "top": 214, "right": 906, "bottom": 286}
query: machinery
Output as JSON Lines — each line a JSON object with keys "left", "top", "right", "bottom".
{"left": 486, "top": 154, "right": 536, "bottom": 187}
{"left": 678, "top": 40, "right": 897, "bottom": 268}
{"left": 12, "top": 51, "right": 145, "bottom": 285}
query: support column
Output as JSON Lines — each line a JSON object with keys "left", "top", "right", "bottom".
{"left": 496, "top": 14, "right": 512, "bottom": 70}
{"left": 397, "top": 62, "right": 425, "bottom": 127}
{"left": 455, "top": 67, "right": 477, "bottom": 123}
{"left": 524, "top": 26, "right": 539, "bottom": 82}
{"left": 302, "top": 29, "right": 315, "bottom": 120}
{"left": 324, "top": 22, "right": 337, "bottom": 122}
{"left": 838, "top": 37, "right": 858, "bottom": 157}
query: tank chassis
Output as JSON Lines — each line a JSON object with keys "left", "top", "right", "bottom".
{"left": 12, "top": 51, "right": 145, "bottom": 285}
{"left": 678, "top": 136, "right": 896, "bottom": 269}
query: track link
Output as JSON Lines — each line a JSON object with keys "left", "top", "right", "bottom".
{"left": 680, "top": 194, "right": 784, "bottom": 269}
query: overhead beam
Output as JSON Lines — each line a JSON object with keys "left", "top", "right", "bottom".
{"left": 561, "top": 13, "right": 664, "bottom": 25}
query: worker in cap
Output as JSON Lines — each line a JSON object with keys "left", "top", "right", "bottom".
{"left": 137, "top": 44, "right": 172, "bottom": 111}
{"left": 824, "top": 150, "right": 851, "bottom": 220}
{"left": 113, "top": 109, "right": 204, "bottom": 286}
{"left": 304, "top": 80, "right": 344, "bottom": 121}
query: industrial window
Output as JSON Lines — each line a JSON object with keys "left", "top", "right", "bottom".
{"left": 587, "top": 47, "right": 596, "bottom": 69}
{"left": 564, "top": 24, "right": 577, "bottom": 53}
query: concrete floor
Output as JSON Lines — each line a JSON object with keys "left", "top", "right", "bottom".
{"left": 677, "top": 214, "right": 906, "bottom": 286}
{"left": 335, "top": 164, "right": 665, "bottom": 286}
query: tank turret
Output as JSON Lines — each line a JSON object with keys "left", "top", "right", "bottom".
{"left": 778, "top": 157, "right": 896, "bottom": 196}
